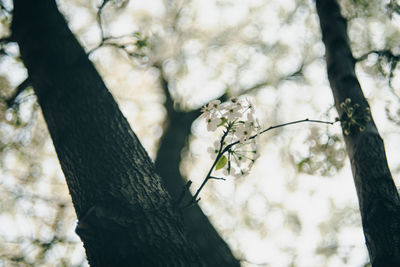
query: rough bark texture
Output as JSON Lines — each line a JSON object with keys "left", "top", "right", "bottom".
{"left": 316, "top": 0, "right": 400, "bottom": 266}
{"left": 11, "top": 1, "right": 203, "bottom": 266}
{"left": 155, "top": 71, "right": 240, "bottom": 267}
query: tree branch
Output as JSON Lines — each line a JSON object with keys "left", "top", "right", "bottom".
{"left": 356, "top": 50, "right": 400, "bottom": 99}
{"left": 183, "top": 118, "right": 336, "bottom": 208}
{"left": 5, "top": 77, "right": 30, "bottom": 108}
{"left": 0, "top": 36, "right": 12, "bottom": 43}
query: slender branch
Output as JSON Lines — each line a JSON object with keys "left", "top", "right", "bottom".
{"left": 88, "top": 1, "right": 144, "bottom": 57}
{"left": 209, "top": 176, "right": 226, "bottom": 180}
{"left": 190, "top": 129, "right": 231, "bottom": 203}
{"left": 0, "top": 36, "right": 12, "bottom": 44}
{"left": 355, "top": 49, "right": 400, "bottom": 100}
{"left": 355, "top": 49, "right": 400, "bottom": 63}
{"left": 97, "top": 0, "right": 109, "bottom": 40}
{"left": 87, "top": 0, "right": 109, "bottom": 55}
{"left": 262, "top": 118, "right": 335, "bottom": 134}
{"left": 180, "top": 118, "right": 336, "bottom": 208}
{"left": 223, "top": 118, "right": 335, "bottom": 154}
{"left": 88, "top": 39, "right": 144, "bottom": 58}
{"left": 355, "top": 50, "right": 394, "bottom": 62}
{"left": 5, "top": 77, "right": 31, "bottom": 108}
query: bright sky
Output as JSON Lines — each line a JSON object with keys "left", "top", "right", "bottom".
{"left": 1, "top": 0, "right": 400, "bottom": 266}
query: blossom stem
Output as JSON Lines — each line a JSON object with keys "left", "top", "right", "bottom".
{"left": 221, "top": 118, "right": 336, "bottom": 155}
{"left": 182, "top": 118, "right": 336, "bottom": 209}
{"left": 189, "top": 126, "right": 231, "bottom": 206}
{"left": 209, "top": 176, "right": 226, "bottom": 180}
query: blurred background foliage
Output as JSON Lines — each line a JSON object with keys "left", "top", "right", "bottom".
{"left": 0, "top": 0, "right": 399, "bottom": 266}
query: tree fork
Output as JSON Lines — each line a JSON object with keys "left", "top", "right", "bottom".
{"left": 154, "top": 68, "right": 240, "bottom": 266}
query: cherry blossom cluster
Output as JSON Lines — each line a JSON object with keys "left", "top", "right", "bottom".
{"left": 179, "top": 100, "right": 334, "bottom": 208}
{"left": 201, "top": 97, "right": 261, "bottom": 178}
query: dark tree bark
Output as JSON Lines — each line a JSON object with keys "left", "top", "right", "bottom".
{"left": 11, "top": 0, "right": 203, "bottom": 266}
{"left": 316, "top": 0, "right": 400, "bottom": 266}
{"left": 154, "top": 70, "right": 240, "bottom": 266}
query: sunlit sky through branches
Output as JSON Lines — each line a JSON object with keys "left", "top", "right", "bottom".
{"left": 1, "top": 0, "right": 400, "bottom": 266}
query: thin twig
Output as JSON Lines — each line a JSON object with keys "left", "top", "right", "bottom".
{"left": 0, "top": 36, "right": 12, "bottom": 44}
{"left": 191, "top": 129, "right": 231, "bottom": 202}
{"left": 181, "top": 118, "right": 336, "bottom": 209}
{"left": 87, "top": 0, "right": 110, "bottom": 55}
{"left": 6, "top": 78, "right": 31, "bottom": 108}
{"left": 209, "top": 176, "right": 226, "bottom": 180}
{"left": 88, "top": 1, "right": 141, "bottom": 57}
{"left": 98, "top": 0, "right": 109, "bottom": 40}
{"left": 223, "top": 118, "right": 335, "bottom": 154}
{"left": 355, "top": 49, "right": 399, "bottom": 62}
{"left": 355, "top": 49, "right": 400, "bottom": 100}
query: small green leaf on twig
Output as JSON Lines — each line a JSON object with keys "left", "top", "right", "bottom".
{"left": 215, "top": 155, "right": 228, "bottom": 170}
{"left": 218, "top": 117, "right": 228, "bottom": 127}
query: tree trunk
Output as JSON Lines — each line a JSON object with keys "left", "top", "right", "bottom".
{"left": 316, "top": 0, "right": 400, "bottom": 266}
{"left": 11, "top": 0, "right": 203, "bottom": 266}
{"left": 155, "top": 70, "right": 240, "bottom": 266}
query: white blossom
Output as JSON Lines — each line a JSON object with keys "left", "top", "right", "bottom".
{"left": 209, "top": 99, "right": 221, "bottom": 109}
{"left": 201, "top": 96, "right": 262, "bottom": 178}
{"left": 207, "top": 141, "right": 220, "bottom": 159}
{"left": 244, "top": 98, "right": 255, "bottom": 112}
{"left": 200, "top": 99, "right": 221, "bottom": 119}
{"left": 224, "top": 104, "right": 241, "bottom": 121}
{"left": 206, "top": 117, "right": 222, "bottom": 131}
{"left": 251, "top": 146, "right": 260, "bottom": 160}
{"left": 235, "top": 123, "right": 252, "bottom": 142}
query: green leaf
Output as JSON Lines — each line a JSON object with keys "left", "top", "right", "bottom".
{"left": 218, "top": 117, "right": 227, "bottom": 127}
{"left": 215, "top": 155, "right": 227, "bottom": 170}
